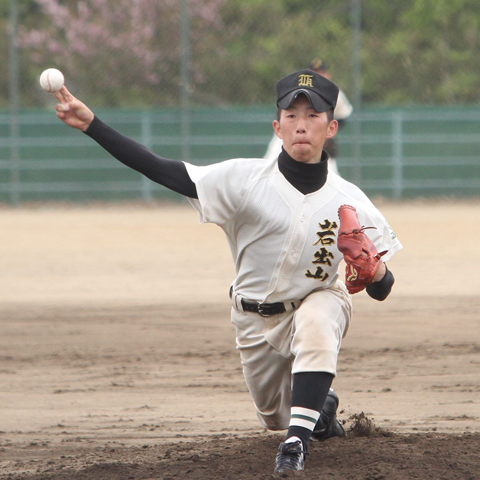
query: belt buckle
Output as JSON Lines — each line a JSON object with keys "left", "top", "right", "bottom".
{"left": 257, "top": 303, "right": 271, "bottom": 317}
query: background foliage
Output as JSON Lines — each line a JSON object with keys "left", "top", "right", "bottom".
{"left": 3, "top": 0, "right": 480, "bottom": 110}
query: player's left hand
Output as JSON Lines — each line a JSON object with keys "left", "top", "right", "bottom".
{"left": 337, "top": 204, "right": 388, "bottom": 294}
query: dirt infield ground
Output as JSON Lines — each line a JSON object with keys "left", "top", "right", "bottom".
{"left": 0, "top": 200, "right": 479, "bottom": 479}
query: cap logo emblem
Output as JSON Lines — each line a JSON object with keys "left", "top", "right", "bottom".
{"left": 298, "top": 74, "right": 313, "bottom": 87}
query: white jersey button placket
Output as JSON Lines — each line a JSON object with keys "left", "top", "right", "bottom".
{"left": 274, "top": 201, "right": 310, "bottom": 297}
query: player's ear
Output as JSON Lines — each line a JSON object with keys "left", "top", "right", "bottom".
{"left": 273, "top": 120, "right": 283, "bottom": 139}
{"left": 326, "top": 119, "right": 338, "bottom": 139}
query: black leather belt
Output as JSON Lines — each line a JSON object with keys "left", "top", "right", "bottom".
{"left": 241, "top": 299, "right": 287, "bottom": 317}
{"left": 229, "top": 287, "right": 295, "bottom": 317}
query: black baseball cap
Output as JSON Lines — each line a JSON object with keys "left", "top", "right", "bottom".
{"left": 276, "top": 69, "right": 339, "bottom": 113}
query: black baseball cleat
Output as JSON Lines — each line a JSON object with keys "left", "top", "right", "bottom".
{"left": 274, "top": 440, "right": 307, "bottom": 473}
{"left": 311, "top": 390, "right": 346, "bottom": 442}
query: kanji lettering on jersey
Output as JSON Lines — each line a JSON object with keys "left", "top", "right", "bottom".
{"left": 306, "top": 219, "right": 338, "bottom": 282}
{"left": 313, "top": 219, "right": 338, "bottom": 246}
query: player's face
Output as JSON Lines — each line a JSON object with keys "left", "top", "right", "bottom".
{"left": 273, "top": 95, "right": 338, "bottom": 164}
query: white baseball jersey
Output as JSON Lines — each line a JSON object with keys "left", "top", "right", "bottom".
{"left": 184, "top": 157, "right": 402, "bottom": 304}
{"left": 334, "top": 90, "right": 354, "bottom": 121}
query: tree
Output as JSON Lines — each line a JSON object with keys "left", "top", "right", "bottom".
{"left": 16, "top": 0, "right": 354, "bottom": 107}
{"left": 4, "top": 0, "right": 480, "bottom": 108}
{"left": 362, "top": 0, "right": 480, "bottom": 104}
{"left": 19, "top": 0, "right": 184, "bottom": 107}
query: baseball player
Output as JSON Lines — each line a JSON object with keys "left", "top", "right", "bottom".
{"left": 51, "top": 69, "right": 402, "bottom": 474}
{"left": 264, "top": 59, "right": 353, "bottom": 175}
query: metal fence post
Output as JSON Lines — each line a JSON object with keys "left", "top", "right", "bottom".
{"left": 140, "top": 111, "right": 154, "bottom": 202}
{"left": 180, "top": 0, "right": 191, "bottom": 163}
{"left": 350, "top": 0, "right": 362, "bottom": 186}
{"left": 9, "top": 0, "right": 21, "bottom": 206}
{"left": 392, "top": 111, "right": 404, "bottom": 199}
{"left": 351, "top": 113, "right": 363, "bottom": 187}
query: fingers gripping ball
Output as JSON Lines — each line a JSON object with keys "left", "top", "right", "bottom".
{"left": 40, "top": 68, "right": 64, "bottom": 93}
{"left": 337, "top": 205, "right": 387, "bottom": 294}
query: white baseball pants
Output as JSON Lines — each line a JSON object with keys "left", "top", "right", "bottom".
{"left": 231, "top": 282, "right": 352, "bottom": 430}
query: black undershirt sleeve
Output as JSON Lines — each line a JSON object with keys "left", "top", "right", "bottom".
{"left": 84, "top": 116, "right": 198, "bottom": 199}
{"left": 366, "top": 265, "right": 395, "bottom": 301}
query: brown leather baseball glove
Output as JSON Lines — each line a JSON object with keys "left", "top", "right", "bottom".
{"left": 337, "top": 205, "right": 387, "bottom": 294}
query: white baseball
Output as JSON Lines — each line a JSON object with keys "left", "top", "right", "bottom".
{"left": 39, "top": 68, "right": 65, "bottom": 92}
